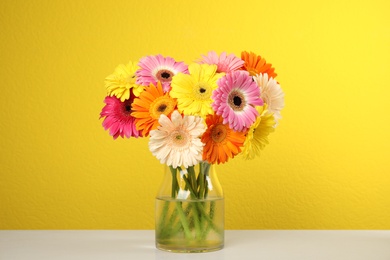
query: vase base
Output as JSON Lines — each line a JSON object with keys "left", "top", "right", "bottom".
{"left": 156, "top": 242, "right": 224, "bottom": 253}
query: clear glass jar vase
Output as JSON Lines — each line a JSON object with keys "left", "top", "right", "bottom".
{"left": 155, "top": 161, "right": 224, "bottom": 253}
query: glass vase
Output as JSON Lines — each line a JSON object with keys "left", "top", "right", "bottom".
{"left": 155, "top": 161, "right": 224, "bottom": 253}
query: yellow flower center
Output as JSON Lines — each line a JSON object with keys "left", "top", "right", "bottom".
{"left": 126, "top": 73, "right": 136, "bottom": 84}
{"left": 170, "top": 130, "right": 189, "bottom": 147}
{"left": 150, "top": 96, "right": 176, "bottom": 119}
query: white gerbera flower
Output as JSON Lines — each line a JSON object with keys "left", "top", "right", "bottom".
{"left": 149, "top": 110, "right": 206, "bottom": 168}
{"left": 253, "top": 73, "right": 285, "bottom": 125}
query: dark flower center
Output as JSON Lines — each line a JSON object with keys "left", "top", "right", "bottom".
{"left": 122, "top": 100, "right": 133, "bottom": 116}
{"left": 156, "top": 69, "right": 174, "bottom": 82}
{"left": 161, "top": 72, "right": 170, "bottom": 79}
{"left": 157, "top": 104, "right": 167, "bottom": 112}
{"left": 194, "top": 83, "right": 211, "bottom": 100}
{"left": 211, "top": 124, "right": 227, "bottom": 143}
{"left": 228, "top": 90, "right": 246, "bottom": 111}
{"left": 233, "top": 96, "right": 242, "bottom": 106}
{"left": 127, "top": 74, "right": 136, "bottom": 83}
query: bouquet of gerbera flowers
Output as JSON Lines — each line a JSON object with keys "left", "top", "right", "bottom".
{"left": 100, "top": 51, "right": 284, "bottom": 163}
{"left": 100, "top": 51, "right": 284, "bottom": 250}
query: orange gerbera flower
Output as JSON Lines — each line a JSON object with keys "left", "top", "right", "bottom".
{"left": 131, "top": 81, "right": 177, "bottom": 136}
{"left": 201, "top": 114, "right": 246, "bottom": 164}
{"left": 241, "top": 51, "right": 277, "bottom": 78}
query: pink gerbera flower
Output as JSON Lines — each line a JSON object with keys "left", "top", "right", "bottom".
{"left": 212, "top": 70, "right": 263, "bottom": 132}
{"left": 100, "top": 92, "right": 141, "bottom": 139}
{"left": 136, "top": 54, "right": 188, "bottom": 92}
{"left": 197, "top": 51, "right": 244, "bottom": 73}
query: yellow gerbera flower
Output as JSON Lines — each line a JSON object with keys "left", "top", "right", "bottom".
{"left": 170, "top": 63, "right": 224, "bottom": 117}
{"left": 105, "top": 61, "right": 144, "bottom": 101}
{"left": 241, "top": 105, "right": 276, "bottom": 160}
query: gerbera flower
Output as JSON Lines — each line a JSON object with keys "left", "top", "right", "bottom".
{"left": 212, "top": 70, "right": 263, "bottom": 132}
{"left": 241, "top": 51, "right": 277, "bottom": 78}
{"left": 197, "top": 51, "right": 244, "bottom": 73}
{"left": 201, "top": 114, "right": 246, "bottom": 164}
{"left": 241, "top": 105, "right": 276, "bottom": 160}
{"left": 136, "top": 54, "right": 188, "bottom": 92}
{"left": 105, "top": 61, "right": 144, "bottom": 101}
{"left": 253, "top": 73, "right": 285, "bottom": 124}
{"left": 149, "top": 110, "right": 206, "bottom": 168}
{"left": 131, "top": 81, "right": 177, "bottom": 136}
{"left": 170, "top": 63, "right": 223, "bottom": 117}
{"left": 100, "top": 92, "right": 141, "bottom": 139}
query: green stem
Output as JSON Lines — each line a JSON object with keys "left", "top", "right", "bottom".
{"left": 200, "top": 200, "right": 220, "bottom": 240}
{"left": 196, "top": 163, "right": 202, "bottom": 191}
{"left": 202, "top": 161, "right": 211, "bottom": 198}
{"left": 175, "top": 201, "right": 192, "bottom": 239}
{"left": 204, "top": 176, "right": 209, "bottom": 198}
{"left": 198, "top": 171, "right": 205, "bottom": 200}
{"left": 169, "top": 166, "right": 178, "bottom": 198}
{"left": 162, "top": 204, "right": 181, "bottom": 238}
{"left": 182, "top": 174, "right": 204, "bottom": 238}
{"left": 157, "top": 201, "right": 170, "bottom": 235}
{"left": 168, "top": 203, "right": 193, "bottom": 237}
{"left": 182, "top": 174, "right": 198, "bottom": 199}
{"left": 187, "top": 166, "right": 197, "bottom": 198}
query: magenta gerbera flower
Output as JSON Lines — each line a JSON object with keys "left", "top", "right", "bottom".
{"left": 212, "top": 70, "right": 263, "bottom": 132}
{"left": 197, "top": 51, "right": 244, "bottom": 73}
{"left": 136, "top": 54, "right": 188, "bottom": 92}
{"left": 100, "top": 92, "right": 141, "bottom": 139}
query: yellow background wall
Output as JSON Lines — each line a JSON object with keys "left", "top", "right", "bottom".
{"left": 1, "top": 0, "right": 389, "bottom": 229}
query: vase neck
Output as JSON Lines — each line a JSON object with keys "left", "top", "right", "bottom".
{"left": 157, "top": 162, "right": 223, "bottom": 200}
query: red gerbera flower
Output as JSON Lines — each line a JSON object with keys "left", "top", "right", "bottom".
{"left": 100, "top": 91, "right": 141, "bottom": 139}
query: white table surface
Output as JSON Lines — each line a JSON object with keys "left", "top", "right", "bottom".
{"left": 0, "top": 230, "right": 389, "bottom": 260}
